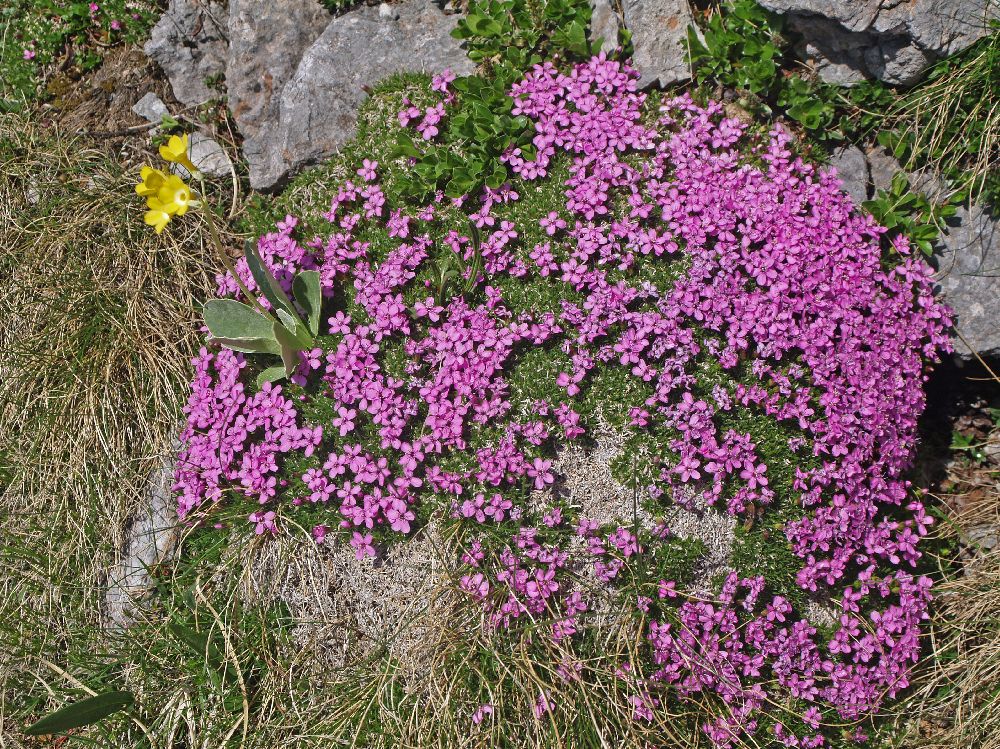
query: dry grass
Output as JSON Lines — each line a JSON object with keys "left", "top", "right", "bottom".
{"left": 0, "top": 112, "right": 220, "bottom": 742}
{"left": 878, "top": 29, "right": 1000, "bottom": 204}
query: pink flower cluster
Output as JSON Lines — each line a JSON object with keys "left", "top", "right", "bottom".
{"left": 176, "top": 55, "right": 950, "bottom": 745}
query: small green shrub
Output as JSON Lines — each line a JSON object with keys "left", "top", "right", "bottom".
{"left": 687, "top": 0, "right": 841, "bottom": 138}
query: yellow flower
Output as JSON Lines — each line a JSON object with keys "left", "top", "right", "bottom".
{"left": 158, "top": 133, "right": 200, "bottom": 176}
{"left": 156, "top": 174, "right": 198, "bottom": 216}
{"left": 135, "top": 166, "right": 168, "bottom": 197}
{"left": 144, "top": 199, "right": 172, "bottom": 234}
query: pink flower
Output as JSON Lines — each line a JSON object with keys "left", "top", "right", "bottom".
{"left": 22, "top": 48, "right": 35, "bottom": 60}
{"left": 249, "top": 510, "right": 277, "bottom": 535}
{"left": 539, "top": 211, "right": 566, "bottom": 236}
{"left": 356, "top": 159, "right": 378, "bottom": 182}
{"left": 471, "top": 703, "right": 493, "bottom": 725}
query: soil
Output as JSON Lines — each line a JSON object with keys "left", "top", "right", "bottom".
{"left": 40, "top": 44, "right": 184, "bottom": 136}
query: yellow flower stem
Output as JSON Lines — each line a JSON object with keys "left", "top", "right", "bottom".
{"left": 197, "top": 177, "right": 273, "bottom": 319}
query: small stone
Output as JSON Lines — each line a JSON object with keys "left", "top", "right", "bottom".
{"left": 104, "top": 452, "right": 180, "bottom": 631}
{"left": 966, "top": 524, "right": 1000, "bottom": 552}
{"left": 621, "top": 0, "right": 696, "bottom": 89}
{"left": 132, "top": 92, "right": 169, "bottom": 124}
{"left": 173, "top": 132, "right": 233, "bottom": 179}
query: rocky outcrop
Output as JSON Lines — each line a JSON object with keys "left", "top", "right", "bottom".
{"left": 621, "top": 0, "right": 696, "bottom": 89}
{"left": 145, "top": 0, "right": 471, "bottom": 189}
{"left": 256, "top": 1, "right": 474, "bottom": 190}
{"left": 145, "top": 0, "right": 228, "bottom": 107}
{"left": 759, "top": 0, "right": 1000, "bottom": 86}
{"left": 226, "top": 0, "right": 331, "bottom": 188}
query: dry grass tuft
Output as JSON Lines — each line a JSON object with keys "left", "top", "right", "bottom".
{"left": 0, "top": 112, "right": 220, "bottom": 739}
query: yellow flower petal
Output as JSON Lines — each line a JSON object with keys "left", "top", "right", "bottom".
{"left": 158, "top": 133, "right": 200, "bottom": 175}
{"left": 156, "top": 175, "right": 196, "bottom": 215}
{"left": 144, "top": 208, "right": 171, "bottom": 234}
{"left": 159, "top": 133, "right": 188, "bottom": 162}
{"left": 135, "top": 165, "right": 167, "bottom": 197}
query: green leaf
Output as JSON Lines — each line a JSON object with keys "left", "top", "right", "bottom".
{"left": 390, "top": 134, "right": 422, "bottom": 159}
{"left": 169, "top": 622, "right": 224, "bottom": 666}
{"left": 292, "top": 270, "right": 322, "bottom": 337}
{"left": 276, "top": 308, "right": 299, "bottom": 334}
{"left": 272, "top": 321, "right": 304, "bottom": 377}
{"left": 245, "top": 244, "right": 295, "bottom": 316}
{"left": 203, "top": 299, "right": 274, "bottom": 341}
{"left": 256, "top": 365, "right": 288, "bottom": 388}
{"left": 208, "top": 336, "right": 282, "bottom": 356}
{"left": 25, "top": 691, "right": 135, "bottom": 736}
{"left": 466, "top": 14, "right": 503, "bottom": 37}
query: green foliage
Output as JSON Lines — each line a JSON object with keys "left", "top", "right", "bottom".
{"left": 861, "top": 172, "right": 963, "bottom": 256}
{"left": 203, "top": 243, "right": 321, "bottom": 384}
{"left": 687, "top": 0, "right": 840, "bottom": 138}
{"left": 453, "top": 0, "right": 593, "bottom": 71}
{"left": 688, "top": 0, "right": 782, "bottom": 95}
{"left": 24, "top": 691, "right": 135, "bottom": 736}
{"left": 859, "top": 26, "right": 1000, "bottom": 206}
{"left": 0, "top": 0, "right": 160, "bottom": 105}
{"left": 394, "top": 0, "right": 594, "bottom": 199}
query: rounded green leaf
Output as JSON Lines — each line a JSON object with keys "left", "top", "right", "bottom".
{"left": 203, "top": 299, "right": 274, "bottom": 341}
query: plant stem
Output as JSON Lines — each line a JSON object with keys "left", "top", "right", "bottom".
{"left": 197, "top": 178, "right": 273, "bottom": 319}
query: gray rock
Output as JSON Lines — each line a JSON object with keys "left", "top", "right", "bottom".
{"left": 966, "top": 523, "right": 1000, "bottom": 551}
{"left": 173, "top": 131, "right": 233, "bottom": 178}
{"left": 759, "top": 0, "right": 1000, "bottom": 86}
{"left": 251, "top": 1, "right": 473, "bottom": 190}
{"left": 104, "top": 452, "right": 181, "bottom": 631}
{"left": 590, "top": 0, "right": 622, "bottom": 54}
{"left": 865, "top": 146, "right": 1000, "bottom": 360}
{"left": 227, "top": 0, "right": 330, "bottom": 159}
{"left": 145, "top": 0, "right": 228, "bottom": 107}
{"left": 828, "top": 144, "right": 870, "bottom": 206}
{"left": 132, "top": 92, "right": 170, "bottom": 123}
{"left": 934, "top": 203, "right": 1000, "bottom": 359}
{"left": 622, "top": 0, "right": 696, "bottom": 89}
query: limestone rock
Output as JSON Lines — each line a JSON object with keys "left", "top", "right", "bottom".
{"left": 132, "top": 92, "right": 170, "bottom": 123}
{"left": 104, "top": 453, "right": 180, "bottom": 631}
{"left": 227, "top": 0, "right": 331, "bottom": 185}
{"left": 590, "top": 0, "right": 622, "bottom": 54}
{"left": 759, "top": 0, "right": 1000, "bottom": 86}
{"left": 621, "top": 0, "right": 696, "bottom": 89}
{"left": 933, "top": 203, "right": 1000, "bottom": 360}
{"left": 252, "top": 1, "right": 473, "bottom": 190}
{"left": 145, "top": 0, "right": 228, "bottom": 107}
{"left": 828, "top": 144, "right": 870, "bottom": 206}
